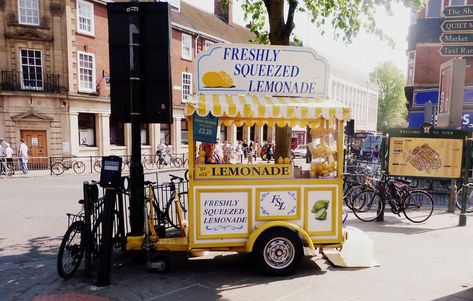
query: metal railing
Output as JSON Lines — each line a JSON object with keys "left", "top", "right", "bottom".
{"left": 1, "top": 70, "right": 63, "bottom": 93}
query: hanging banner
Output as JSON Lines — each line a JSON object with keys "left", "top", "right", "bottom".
{"left": 195, "top": 44, "right": 329, "bottom": 98}
{"left": 193, "top": 113, "right": 218, "bottom": 143}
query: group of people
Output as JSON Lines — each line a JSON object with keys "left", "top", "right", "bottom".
{"left": 203, "top": 138, "right": 274, "bottom": 164}
{"left": 0, "top": 138, "right": 29, "bottom": 175}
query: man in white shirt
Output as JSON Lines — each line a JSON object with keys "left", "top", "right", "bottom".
{"left": 18, "top": 139, "right": 29, "bottom": 175}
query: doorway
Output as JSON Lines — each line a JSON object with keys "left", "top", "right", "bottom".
{"left": 20, "top": 130, "right": 48, "bottom": 166}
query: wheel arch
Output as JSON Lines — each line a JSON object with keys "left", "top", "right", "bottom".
{"left": 245, "top": 221, "right": 314, "bottom": 253}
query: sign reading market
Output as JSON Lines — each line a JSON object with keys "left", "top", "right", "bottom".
{"left": 195, "top": 44, "right": 329, "bottom": 97}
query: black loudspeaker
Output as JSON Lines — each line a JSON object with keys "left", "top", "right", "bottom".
{"left": 344, "top": 119, "right": 355, "bottom": 136}
{"left": 107, "top": 2, "right": 172, "bottom": 123}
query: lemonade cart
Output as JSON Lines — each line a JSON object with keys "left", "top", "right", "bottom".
{"left": 127, "top": 44, "right": 351, "bottom": 275}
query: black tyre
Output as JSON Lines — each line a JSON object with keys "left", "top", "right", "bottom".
{"left": 165, "top": 194, "right": 187, "bottom": 229}
{"left": 254, "top": 227, "right": 303, "bottom": 276}
{"left": 352, "top": 190, "right": 384, "bottom": 222}
{"left": 150, "top": 255, "right": 171, "bottom": 273}
{"left": 456, "top": 186, "right": 473, "bottom": 213}
{"left": 172, "top": 157, "right": 183, "bottom": 168}
{"left": 51, "top": 162, "right": 65, "bottom": 175}
{"left": 343, "top": 184, "right": 364, "bottom": 210}
{"left": 93, "top": 160, "right": 101, "bottom": 173}
{"left": 143, "top": 158, "right": 153, "bottom": 170}
{"left": 73, "top": 161, "right": 86, "bottom": 174}
{"left": 57, "top": 221, "right": 84, "bottom": 279}
{"left": 403, "top": 190, "right": 434, "bottom": 223}
{"left": 91, "top": 210, "right": 123, "bottom": 253}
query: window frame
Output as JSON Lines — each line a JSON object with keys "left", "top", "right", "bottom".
{"left": 182, "top": 72, "right": 192, "bottom": 101}
{"left": 449, "top": 0, "right": 467, "bottom": 6}
{"left": 426, "top": 0, "right": 443, "bottom": 18}
{"left": 76, "top": 0, "right": 95, "bottom": 36}
{"left": 407, "top": 50, "right": 416, "bottom": 86}
{"left": 77, "top": 51, "right": 96, "bottom": 93}
{"left": 18, "top": 0, "right": 40, "bottom": 26}
{"left": 19, "top": 49, "right": 43, "bottom": 91}
{"left": 204, "top": 40, "right": 214, "bottom": 51}
{"left": 181, "top": 33, "right": 192, "bottom": 60}
{"left": 78, "top": 113, "right": 96, "bottom": 147}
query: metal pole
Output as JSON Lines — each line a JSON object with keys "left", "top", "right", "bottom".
{"left": 459, "top": 138, "right": 471, "bottom": 226}
{"left": 96, "top": 188, "right": 116, "bottom": 286}
{"left": 377, "top": 124, "right": 388, "bottom": 222}
{"left": 128, "top": 0, "right": 144, "bottom": 235}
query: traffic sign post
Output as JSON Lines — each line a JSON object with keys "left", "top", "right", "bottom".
{"left": 440, "top": 45, "right": 473, "bottom": 56}
{"left": 440, "top": 33, "right": 473, "bottom": 44}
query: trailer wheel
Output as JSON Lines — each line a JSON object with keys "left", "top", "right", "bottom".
{"left": 150, "top": 255, "right": 171, "bottom": 273}
{"left": 254, "top": 227, "right": 303, "bottom": 276}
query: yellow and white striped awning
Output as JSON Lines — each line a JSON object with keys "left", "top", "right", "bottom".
{"left": 185, "top": 94, "right": 350, "bottom": 128}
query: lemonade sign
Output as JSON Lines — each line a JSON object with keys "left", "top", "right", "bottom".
{"left": 196, "top": 44, "right": 329, "bottom": 97}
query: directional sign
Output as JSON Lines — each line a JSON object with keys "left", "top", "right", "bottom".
{"left": 442, "top": 20, "right": 473, "bottom": 32}
{"left": 443, "top": 5, "right": 473, "bottom": 18}
{"left": 440, "top": 33, "right": 473, "bottom": 44}
{"left": 440, "top": 45, "right": 473, "bottom": 56}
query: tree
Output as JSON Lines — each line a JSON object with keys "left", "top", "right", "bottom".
{"left": 227, "top": 0, "right": 423, "bottom": 158}
{"left": 369, "top": 61, "right": 407, "bottom": 130}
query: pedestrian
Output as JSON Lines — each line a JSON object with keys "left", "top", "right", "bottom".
{"left": 235, "top": 141, "right": 243, "bottom": 163}
{"left": 203, "top": 143, "right": 222, "bottom": 164}
{"left": 17, "top": 138, "right": 29, "bottom": 175}
{"left": 215, "top": 138, "right": 223, "bottom": 159}
{"left": 242, "top": 138, "right": 248, "bottom": 160}
{"left": 248, "top": 143, "right": 254, "bottom": 164}
{"left": 4, "top": 142, "right": 13, "bottom": 170}
{"left": 371, "top": 144, "right": 380, "bottom": 164}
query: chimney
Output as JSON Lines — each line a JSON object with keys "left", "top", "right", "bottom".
{"left": 214, "top": 0, "right": 232, "bottom": 24}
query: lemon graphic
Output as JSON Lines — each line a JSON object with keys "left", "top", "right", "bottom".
{"left": 314, "top": 208, "right": 327, "bottom": 221}
{"left": 311, "top": 200, "right": 329, "bottom": 213}
{"left": 202, "top": 71, "right": 234, "bottom": 88}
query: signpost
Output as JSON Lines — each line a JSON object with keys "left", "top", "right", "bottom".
{"left": 443, "top": 5, "right": 473, "bottom": 18}
{"left": 440, "top": 6, "right": 473, "bottom": 56}
{"left": 441, "top": 33, "right": 473, "bottom": 44}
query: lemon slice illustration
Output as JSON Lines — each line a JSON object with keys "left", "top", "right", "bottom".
{"left": 202, "top": 71, "right": 234, "bottom": 88}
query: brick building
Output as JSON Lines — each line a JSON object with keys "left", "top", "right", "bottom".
{"left": 406, "top": 0, "right": 473, "bottom": 128}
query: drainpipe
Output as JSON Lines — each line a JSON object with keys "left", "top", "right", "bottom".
{"left": 194, "top": 34, "right": 200, "bottom": 56}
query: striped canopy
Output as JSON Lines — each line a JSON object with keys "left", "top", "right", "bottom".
{"left": 185, "top": 94, "right": 350, "bottom": 128}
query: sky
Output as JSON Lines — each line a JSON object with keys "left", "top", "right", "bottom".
{"left": 186, "top": 0, "right": 412, "bottom": 77}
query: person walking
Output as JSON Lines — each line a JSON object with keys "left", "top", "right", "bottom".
{"left": 18, "top": 139, "right": 29, "bottom": 175}
{"left": 222, "top": 140, "right": 232, "bottom": 164}
{"left": 371, "top": 144, "right": 380, "bottom": 164}
{"left": 4, "top": 142, "right": 13, "bottom": 171}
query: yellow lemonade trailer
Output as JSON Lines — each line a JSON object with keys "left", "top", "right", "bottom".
{"left": 127, "top": 44, "right": 351, "bottom": 275}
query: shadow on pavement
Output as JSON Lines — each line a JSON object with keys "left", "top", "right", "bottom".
{"left": 432, "top": 287, "right": 473, "bottom": 300}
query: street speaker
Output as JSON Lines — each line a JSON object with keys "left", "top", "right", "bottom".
{"left": 344, "top": 119, "right": 355, "bottom": 136}
{"left": 107, "top": 2, "right": 172, "bottom": 123}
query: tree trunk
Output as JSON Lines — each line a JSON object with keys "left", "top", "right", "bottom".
{"left": 264, "top": 0, "right": 297, "bottom": 161}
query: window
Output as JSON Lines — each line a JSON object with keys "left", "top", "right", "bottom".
{"left": 160, "top": 123, "right": 170, "bottom": 145}
{"left": 110, "top": 119, "right": 124, "bottom": 146}
{"left": 426, "top": 0, "right": 442, "bottom": 18}
{"left": 236, "top": 126, "right": 243, "bottom": 141}
{"left": 20, "top": 49, "right": 42, "bottom": 90}
{"left": 77, "top": 51, "right": 96, "bottom": 93}
{"left": 407, "top": 51, "right": 416, "bottom": 86}
{"left": 182, "top": 33, "right": 192, "bottom": 60}
{"left": 181, "top": 119, "right": 188, "bottom": 145}
{"left": 78, "top": 113, "right": 96, "bottom": 146}
{"left": 77, "top": 0, "right": 94, "bottom": 35}
{"left": 204, "top": 40, "right": 214, "bottom": 51}
{"left": 18, "top": 0, "right": 39, "bottom": 25}
{"left": 182, "top": 72, "right": 192, "bottom": 101}
{"left": 220, "top": 125, "right": 227, "bottom": 142}
{"left": 141, "top": 124, "right": 149, "bottom": 145}
{"left": 450, "top": 0, "right": 466, "bottom": 6}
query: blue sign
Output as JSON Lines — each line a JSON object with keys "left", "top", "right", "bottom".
{"left": 193, "top": 113, "right": 218, "bottom": 143}
{"left": 413, "top": 87, "right": 473, "bottom": 107}
{"left": 409, "top": 111, "right": 473, "bottom": 128}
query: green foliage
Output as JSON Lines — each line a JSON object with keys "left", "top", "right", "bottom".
{"left": 369, "top": 62, "right": 408, "bottom": 130}
{"left": 230, "top": 0, "right": 424, "bottom": 45}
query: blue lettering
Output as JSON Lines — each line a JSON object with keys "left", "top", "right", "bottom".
{"left": 249, "top": 48, "right": 256, "bottom": 61}
{"left": 231, "top": 48, "right": 239, "bottom": 60}
{"left": 290, "top": 66, "right": 299, "bottom": 77}
{"left": 241, "top": 48, "right": 248, "bottom": 60}
{"left": 234, "top": 64, "right": 241, "bottom": 76}
{"left": 258, "top": 64, "right": 267, "bottom": 76}
{"left": 223, "top": 47, "right": 231, "bottom": 60}
{"left": 272, "top": 50, "right": 281, "bottom": 62}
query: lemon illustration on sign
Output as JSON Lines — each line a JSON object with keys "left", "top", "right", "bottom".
{"left": 311, "top": 200, "right": 329, "bottom": 221}
{"left": 314, "top": 208, "right": 327, "bottom": 220}
{"left": 202, "top": 71, "right": 234, "bottom": 88}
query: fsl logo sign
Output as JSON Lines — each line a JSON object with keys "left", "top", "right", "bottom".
{"left": 195, "top": 44, "right": 329, "bottom": 98}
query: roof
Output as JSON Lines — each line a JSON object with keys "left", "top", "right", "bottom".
{"left": 172, "top": 1, "right": 255, "bottom": 43}
{"left": 185, "top": 94, "right": 350, "bottom": 128}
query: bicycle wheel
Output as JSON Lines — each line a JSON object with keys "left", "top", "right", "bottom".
{"left": 51, "top": 162, "right": 65, "bottom": 175}
{"left": 403, "top": 190, "right": 434, "bottom": 223}
{"left": 343, "top": 184, "right": 363, "bottom": 210}
{"left": 73, "top": 162, "right": 86, "bottom": 174}
{"left": 172, "top": 157, "right": 183, "bottom": 168}
{"left": 165, "top": 192, "right": 188, "bottom": 229}
{"left": 93, "top": 160, "right": 102, "bottom": 173}
{"left": 91, "top": 210, "right": 122, "bottom": 253}
{"left": 456, "top": 186, "right": 473, "bottom": 213}
{"left": 352, "top": 190, "right": 384, "bottom": 222}
{"left": 143, "top": 157, "right": 153, "bottom": 170}
{"left": 57, "top": 221, "right": 84, "bottom": 279}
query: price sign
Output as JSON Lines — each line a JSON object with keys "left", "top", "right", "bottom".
{"left": 193, "top": 113, "right": 218, "bottom": 143}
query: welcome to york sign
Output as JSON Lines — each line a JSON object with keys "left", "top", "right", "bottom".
{"left": 195, "top": 44, "right": 329, "bottom": 98}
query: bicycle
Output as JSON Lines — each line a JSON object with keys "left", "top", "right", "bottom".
{"left": 352, "top": 172, "right": 434, "bottom": 223}
{"left": 57, "top": 183, "right": 123, "bottom": 279}
{"left": 343, "top": 173, "right": 369, "bottom": 210}
{"left": 51, "top": 158, "right": 86, "bottom": 175}
{"left": 145, "top": 173, "right": 188, "bottom": 231}
{"left": 0, "top": 157, "right": 14, "bottom": 177}
{"left": 455, "top": 183, "right": 473, "bottom": 213}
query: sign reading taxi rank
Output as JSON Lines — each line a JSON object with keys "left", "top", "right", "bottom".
{"left": 195, "top": 44, "right": 329, "bottom": 98}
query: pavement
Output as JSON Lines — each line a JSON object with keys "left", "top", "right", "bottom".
{"left": 1, "top": 173, "right": 473, "bottom": 301}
